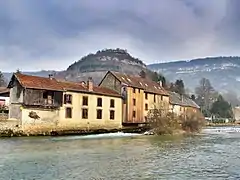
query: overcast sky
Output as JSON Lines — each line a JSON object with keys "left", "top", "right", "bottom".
{"left": 1, "top": 0, "right": 240, "bottom": 71}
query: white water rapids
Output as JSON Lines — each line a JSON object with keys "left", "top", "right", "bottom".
{"left": 51, "top": 132, "right": 142, "bottom": 141}
{"left": 202, "top": 126, "right": 240, "bottom": 134}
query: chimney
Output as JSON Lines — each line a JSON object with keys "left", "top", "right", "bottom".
{"left": 49, "top": 74, "right": 54, "bottom": 80}
{"left": 158, "top": 80, "right": 162, "bottom": 87}
{"left": 181, "top": 94, "right": 183, "bottom": 102}
{"left": 87, "top": 77, "right": 93, "bottom": 91}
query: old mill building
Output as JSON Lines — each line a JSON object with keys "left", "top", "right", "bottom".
{"left": 7, "top": 73, "right": 123, "bottom": 132}
{"left": 6, "top": 71, "right": 200, "bottom": 132}
{"left": 99, "top": 71, "right": 170, "bottom": 125}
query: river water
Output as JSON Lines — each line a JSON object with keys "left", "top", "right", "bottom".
{"left": 0, "top": 127, "right": 240, "bottom": 180}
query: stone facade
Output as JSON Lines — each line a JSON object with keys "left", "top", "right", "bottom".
{"left": 99, "top": 72, "right": 122, "bottom": 93}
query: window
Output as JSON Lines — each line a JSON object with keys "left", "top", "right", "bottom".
{"left": 145, "top": 103, "right": 148, "bottom": 110}
{"left": 97, "top": 109, "right": 102, "bottom": 119}
{"left": 43, "top": 91, "right": 53, "bottom": 104}
{"left": 82, "top": 108, "right": 88, "bottom": 119}
{"left": 66, "top": 107, "right": 72, "bottom": 118}
{"left": 82, "top": 96, "right": 88, "bottom": 106}
{"left": 161, "top": 96, "right": 163, "bottom": 101}
{"left": 133, "top": 99, "right": 136, "bottom": 106}
{"left": 97, "top": 98, "right": 102, "bottom": 107}
{"left": 145, "top": 93, "right": 148, "bottom": 100}
{"left": 64, "top": 94, "right": 72, "bottom": 104}
{"left": 133, "top": 111, "right": 136, "bottom": 118}
{"left": 110, "top": 110, "right": 115, "bottom": 120}
{"left": 133, "top": 88, "right": 136, "bottom": 93}
{"left": 138, "top": 89, "right": 141, "bottom": 93}
{"left": 154, "top": 94, "right": 156, "bottom": 103}
{"left": 43, "top": 91, "right": 48, "bottom": 99}
{"left": 110, "top": 99, "right": 115, "bottom": 108}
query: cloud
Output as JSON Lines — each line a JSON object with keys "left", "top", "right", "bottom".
{"left": 0, "top": 0, "right": 239, "bottom": 71}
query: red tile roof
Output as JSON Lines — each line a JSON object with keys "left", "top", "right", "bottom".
{"left": 14, "top": 73, "right": 64, "bottom": 91}
{"left": 11, "top": 73, "right": 121, "bottom": 97}
{"left": 110, "top": 71, "right": 169, "bottom": 96}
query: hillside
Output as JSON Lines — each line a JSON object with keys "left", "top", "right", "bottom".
{"left": 3, "top": 51, "right": 240, "bottom": 103}
{"left": 55, "top": 48, "right": 149, "bottom": 84}
{"left": 148, "top": 56, "right": 240, "bottom": 99}
{"left": 3, "top": 49, "right": 151, "bottom": 85}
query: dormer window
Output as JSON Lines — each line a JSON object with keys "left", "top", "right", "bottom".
{"left": 145, "top": 83, "right": 148, "bottom": 87}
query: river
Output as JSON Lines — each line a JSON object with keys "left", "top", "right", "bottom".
{"left": 0, "top": 127, "right": 240, "bottom": 180}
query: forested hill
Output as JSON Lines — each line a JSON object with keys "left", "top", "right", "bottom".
{"left": 55, "top": 48, "right": 150, "bottom": 84}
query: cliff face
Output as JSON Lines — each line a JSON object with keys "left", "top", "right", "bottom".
{"left": 55, "top": 48, "right": 148, "bottom": 84}
{"left": 148, "top": 56, "right": 240, "bottom": 96}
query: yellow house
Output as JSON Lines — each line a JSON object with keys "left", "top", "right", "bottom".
{"left": 7, "top": 73, "right": 122, "bottom": 132}
{"left": 169, "top": 92, "right": 200, "bottom": 116}
{"left": 99, "top": 71, "right": 169, "bottom": 125}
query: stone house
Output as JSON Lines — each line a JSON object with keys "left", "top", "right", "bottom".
{"left": 99, "top": 71, "right": 169, "bottom": 125}
{"left": 7, "top": 73, "right": 123, "bottom": 132}
{"left": 169, "top": 92, "right": 200, "bottom": 116}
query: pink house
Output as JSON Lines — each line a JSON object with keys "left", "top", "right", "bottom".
{"left": 0, "top": 87, "right": 10, "bottom": 108}
{"left": 0, "top": 99, "right": 6, "bottom": 106}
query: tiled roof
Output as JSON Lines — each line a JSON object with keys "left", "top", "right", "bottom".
{"left": 169, "top": 92, "right": 200, "bottom": 108}
{"left": 10, "top": 73, "right": 121, "bottom": 97}
{"left": 13, "top": 73, "right": 64, "bottom": 91}
{"left": 110, "top": 71, "right": 169, "bottom": 96}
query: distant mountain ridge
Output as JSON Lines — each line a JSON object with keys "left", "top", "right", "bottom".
{"left": 3, "top": 70, "right": 58, "bottom": 83}
{"left": 148, "top": 56, "right": 240, "bottom": 96}
{"left": 3, "top": 52, "right": 240, "bottom": 101}
{"left": 3, "top": 49, "right": 149, "bottom": 85}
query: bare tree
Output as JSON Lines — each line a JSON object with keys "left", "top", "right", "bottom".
{"left": 195, "top": 78, "right": 218, "bottom": 116}
{"left": 0, "top": 71, "right": 6, "bottom": 87}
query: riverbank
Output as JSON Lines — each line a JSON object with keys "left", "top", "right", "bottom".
{"left": 0, "top": 126, "right": 151, "bottom": 137}
{"left": 206, "top": 123, "right": 240, "bottom": 127}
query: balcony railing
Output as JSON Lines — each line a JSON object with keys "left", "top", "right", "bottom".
{"left": 24, "top": 98, "right": 60, "bottom": 108}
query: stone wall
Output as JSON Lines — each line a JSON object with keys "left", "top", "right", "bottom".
{"left": 0, "top": 113, "right": 8, "bottom": 120}
{"left": 0, "top": 119, "right": 20, "bottom": 132}
{"left": 99, "top": 72, "right": 122, "bottom": 93}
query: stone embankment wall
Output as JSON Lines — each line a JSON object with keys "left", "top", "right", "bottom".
{"left": 0, "top": 113, "right": 8, "bottom": 121}
{"left": 0, "top": 112, "right": 149, "bottom": 137}
{"left": 0, "top": 113, "right": 20, "bottom": 136}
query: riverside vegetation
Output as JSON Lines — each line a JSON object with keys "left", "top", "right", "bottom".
{"left": 146, "top": 108, "right": 205, "bottom": 135}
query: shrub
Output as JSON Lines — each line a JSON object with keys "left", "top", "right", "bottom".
{"left": 146, "top": 109, "right": 180, "bottom": 135}
{"left": 146, "top": 108, "right": 205, "bottom": 135}
{"left": 180, "top": 109, "right": 205, "bottom": 133}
